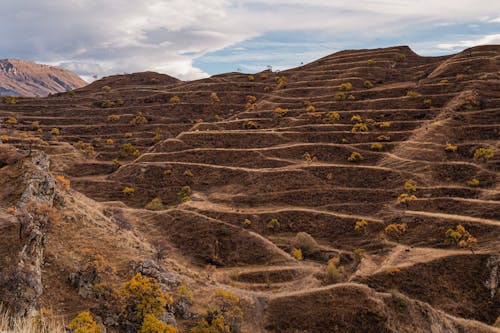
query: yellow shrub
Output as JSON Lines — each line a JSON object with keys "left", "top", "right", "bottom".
{"left": 106, "top": 138, "right": 114, "bottom": 145}
{"left": 350, "top": 115, "right": 362, "bottom": 123}
{"left": 123, "top": 187, "right": 135, "bottom": 195}
{"left": 140, "top": 314, "right": 176, "bottom": 333}
{"left": 446, "top": 224, "right": 477, "bottom": 249}
{"left": 101, "top": 85, "right": 111, "bottom": 92}
{"left": 326, "top": 257, "right": 344, "bottom": 283}
{"left": 178, "top": 284, "right": 193, "bottom": 300}
{"left": 371, "top": 143, "right": 383, "bottom": 151}
{"left": 274, "top": 107, "right": 288, "bottom": 117}
{"left": 292, "top": 248, "right": 303, "bottom": 261}
{"left": 68, "top": 311, "right": 104, "bottom": 333}
{"left": 406, "top": 90, "right": 420, "bottom": 98}
{"left": 466, "top": 178, "right": 480, "bottom": 187}
{"left": 404, "top": 179, "right": 417, "bottom": 193}
{"left": 247, "top": 75, "right": 255, "bottom": 82}
{"left": 348, "top": 152, "right": 364, "bottom": 162}
{"left": 354, "top": 220, "right": 368, "bottom": 234}
{"left": 306, "top": 105, "right": 316, "bottom": 112}
{"left": 364, "top": 80, "right": 373, "bottom": 89}
{"left": 267, "top": 218, "right": 280, "bottom": 231}
{"left": 396, "top": 193, "right": 416, "bottom": 205}
{"left": 131, "top": 112, "right": 148, "bottom": 126}
{"left": 145, "top": 198, "right": 164, "bottom": 211}
{"left": 444, "top": 143, "right": 458, "bottom": 152}
{"left": 351, "top": 123, "right": 368, "bottom": 132}
{"left": 4, "top": 96, "right": 16, "bottom": 105}
{"left": 169, "top": 96, "right": 180, "bottom": 103}
{"left": 474, "top": 148, "right": 494, "bottom": 162}
{"left": 339, "top": 82, "right": 352, "bottom": 91}
{"left": 384, "top": 223, "right": 407, "bottom": 239}
{"left": 334, "top": 92, "right": 346, "bottom": 101}
{"left": 51, "top": 128, "right": 61, "bottom": 135}
{"left": 378, "top": 121, "right": 391, "bottom": 128}
{"left": 0, "top": 135, "right": 8, "bottom": 143}
{"left": 121, "top": 273, "right": 173, "bottom": 321}
{"left": 31, "top": 121, "right": 41, "bottom": 129}
{"left": 323, "top": 111, "right": 341, "bottom": 123}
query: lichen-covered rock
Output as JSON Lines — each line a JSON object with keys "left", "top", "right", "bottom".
{"left": 129, "top": 259, "right": 180, "bottom": 291}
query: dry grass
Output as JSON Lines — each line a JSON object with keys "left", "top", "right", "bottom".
{"left": 0, "top": 305, "right": 65, "bottom": 333}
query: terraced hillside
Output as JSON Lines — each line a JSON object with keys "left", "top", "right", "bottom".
{"left": 0, "top": 45, "right": 499, "bottom": 332}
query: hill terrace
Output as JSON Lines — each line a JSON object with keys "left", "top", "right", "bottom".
{"left": 0, "top": 45, "right": 499, "bottom": 332}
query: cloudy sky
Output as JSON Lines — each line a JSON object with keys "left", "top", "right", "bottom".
{"left": 1, "top": 1, "right": 499, "bottom": 81}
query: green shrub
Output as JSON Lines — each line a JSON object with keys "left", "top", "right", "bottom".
{"left": 101, "top": 100, "right": 115, "bottom": 108}
{"left": 423, "top": 98, "right": 432, "bottom": 107}
{"left": 120, "top": 143, "right": 140, "bottom": 157}
{"left": 363, "top": 80, "right": 373, "bottom": 89}
{"left": 406, "top": 91, "right": 420, "bottom": 98}
{"left": 145, "top": 198, "right": 164, "bottom": 211}
{"left": 334, "top": 92, "right": 346, "bottom": 101}
{"left": 101, "top": 85, "right": 111, "bottom": 92}
{"left": 367, "top": 59, "right": 375, "bottom": 66}
{"left": 395, "top": 53, "right": 406, "bottom": 61}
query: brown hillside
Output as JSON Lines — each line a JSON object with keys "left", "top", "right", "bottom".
{"left": 0, "top": 59, "right": 87, "bottom": 97}
{"left": 0, "top": 45, "right": 499, "bottom": 332}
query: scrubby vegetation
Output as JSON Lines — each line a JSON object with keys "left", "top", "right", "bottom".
{"left": 444, "top": 143, "right": 458, "bottom": 152}
{"left": 473, "top": 147, "right": 494, "bottom": 162}
{"left": 446, "top": 224, "right": 477, "bottom": 250}
{"left": 69, "top": 311, "right": 105, "bottom": 333}
{"left": 347, "top": 151, "right": 364, "bottom": 162}
{"left": 145, "top": 197, "right": 164, "bottom": 211}
{"left": 274, "top": 107, "right": 288, "bottom": 117}
{"left": 120, "top": 143, "right": 140, "bottom": 157}
{"left": 130, "top": 112, "right": 148, "bottom": 126}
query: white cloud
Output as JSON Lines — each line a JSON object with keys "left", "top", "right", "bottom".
{"left": 0, "top": 1, "right": 498, "bottom": 80}
{"left": 437, "top": 34, "right": 500, "bottom": 50}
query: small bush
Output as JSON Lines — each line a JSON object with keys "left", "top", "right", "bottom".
{"left": 169, "top": 96, "right": 180, "bottom": 103}
{"left": 367, "top": 59, "right": 375, "bottom": 66}
{"left": 101, "top": 100, "right": 115, "bottom": 108}
{"left": 124, "top": 132, "right": 133, "bottom": 138}
{"left": 145, "top": 197, "right": 164, "bottom": 211}
{"left": 0, "top": 135, "right": 8, "bottom": 143}
{"left": 323, "top": 111, "right": 341, "bottom": 123}
{"left": 31, "top": 121, "right": 41, "bottom": 129}
{"left": 178, "top": 284, "right": 193, "bottom": 300}
{"left": 339, "top": 82, "right": 352, "bottom": 91}
{"left": 68, "top": 311, "right": 104, "bottom": 333}
{"left": 247, "top": 75, "right": 255, "bottom": 82}
{"left": 378, "top": 121, "right": 391, "bottom": 128}
{"left": 363, "top": 80, "right": 373, "bottom": 89}
{"left": 101, "top": 85, "right": 111, "bottom": 92}
{"left": 350, "top": 115, "right": 362, "bottom": 123}
{"left": 274, "top": 107, "right": 288, "bottom": 117}
{"left": 153, "top": 128, "right": 163, "bottom": 142}
{"left": 51, "top": 128, "right": 61, "bottom": 135}
{"left": 117, "top": 99, "right": 125, "bottom": 106}
{"left": 243, "top": 218, "right": 252, "bottom": 228}
{"left": 178, "top": 185, "right": 191, "bottom": 203}
{"left": 107, "top": 114, "right": 120, "bottom": 121}
{"left": 466, "top": 178, "right": 480, "bottom": 187}
{"left": 396, "top": 193, "right": 416, "bottom": 205}
{"left": 123, "top": 187, "right": 135, "bottom": 195}
{"left": 334, "top": 92, "right": 346, "bottom": 101}
{"left": 439, "top": 79, "right": 449, "bottom": 84}
{"left": 210, "top": 92, "right": 220, "bottom": 103}
{"left": 74, "top": 141, "right": 96, "bottom": 156}
{"left": 306, "top": 105, "right": 316, "bottom": 112}
{"left": 130, "top": 112, "right": 148, "bottom": 126}
{"left": 140, "top": 314, "right": 176, "bottom": 333}
{"left": 406, "top": 90, "right": 420, "bottom": 98}
{"left": 347, "top": 94, "right": 356, "bottom": 100}
{"left": 446, "top": 224, "right": 477, "bottom": 249}
{"left": 55, "top": 175, "right": 71, "bottom": 190}
{"left": 404, "top": 179, "right": 417, "bottom": 193}
{"left": 384, "top": 223, "right": 407, "bottom": 239}
{"left": 244, "top": 120, "right": 259, "bottom": 129}
{"left": 423, "top": 98, "right": 432, "bottom": 107}
{"left": 348, "top": 152, "right": 364, "bottom": 162}
{"left": 3, "top": 96, "right": 16, "bottom": 105}
{"left": 6, "top": 117, "right": 17, "bottom": 125}
{"left": 371, "top": 143, "right": 383, "bottom": 151}
{"left": 267, "top": 218, "right": 280, "bottom": 231}
{"left": 292, "top": 248, "right": 303, "bottom": 261}
{"left": 326, "top": 257, "right": 344, "bottom": 284}
{"left": 377, "top": 135, "right": 391, "bottom": 141}
{"left": 120, "top": 143, "right": 140, "bottom": 157}
{"left": 354, "top": 220, "right": 368, "bottom": 234}
{"left": 276, "top": 76, "right": 287, "bottom": 88}
{"left": 351, "top": 123, "right": 368, "bottom": 132}
{"left": 444, "top": 143, "right": 458, "bottom": 152}
{"left": 395, "top": 53, "right": 406, "bottom": 61}
{"left": 106, "top": 138, "right": 114, "bottom": 145}
{"left": 473, "top": 147, "right": 494, "bottom": 162}
{"left": 183, "top": 170, "right": 194, "bottom": 177}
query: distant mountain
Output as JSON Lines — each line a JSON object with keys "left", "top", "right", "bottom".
{"left": 0, "top": 59, "right": 87, "bottom": 97}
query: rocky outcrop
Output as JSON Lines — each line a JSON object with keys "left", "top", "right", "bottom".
{"left": 1, "top": 150, "right": 55, "bottom": 317}
{"left": 129, "top": 260, "right": 181, "bottom": 291}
